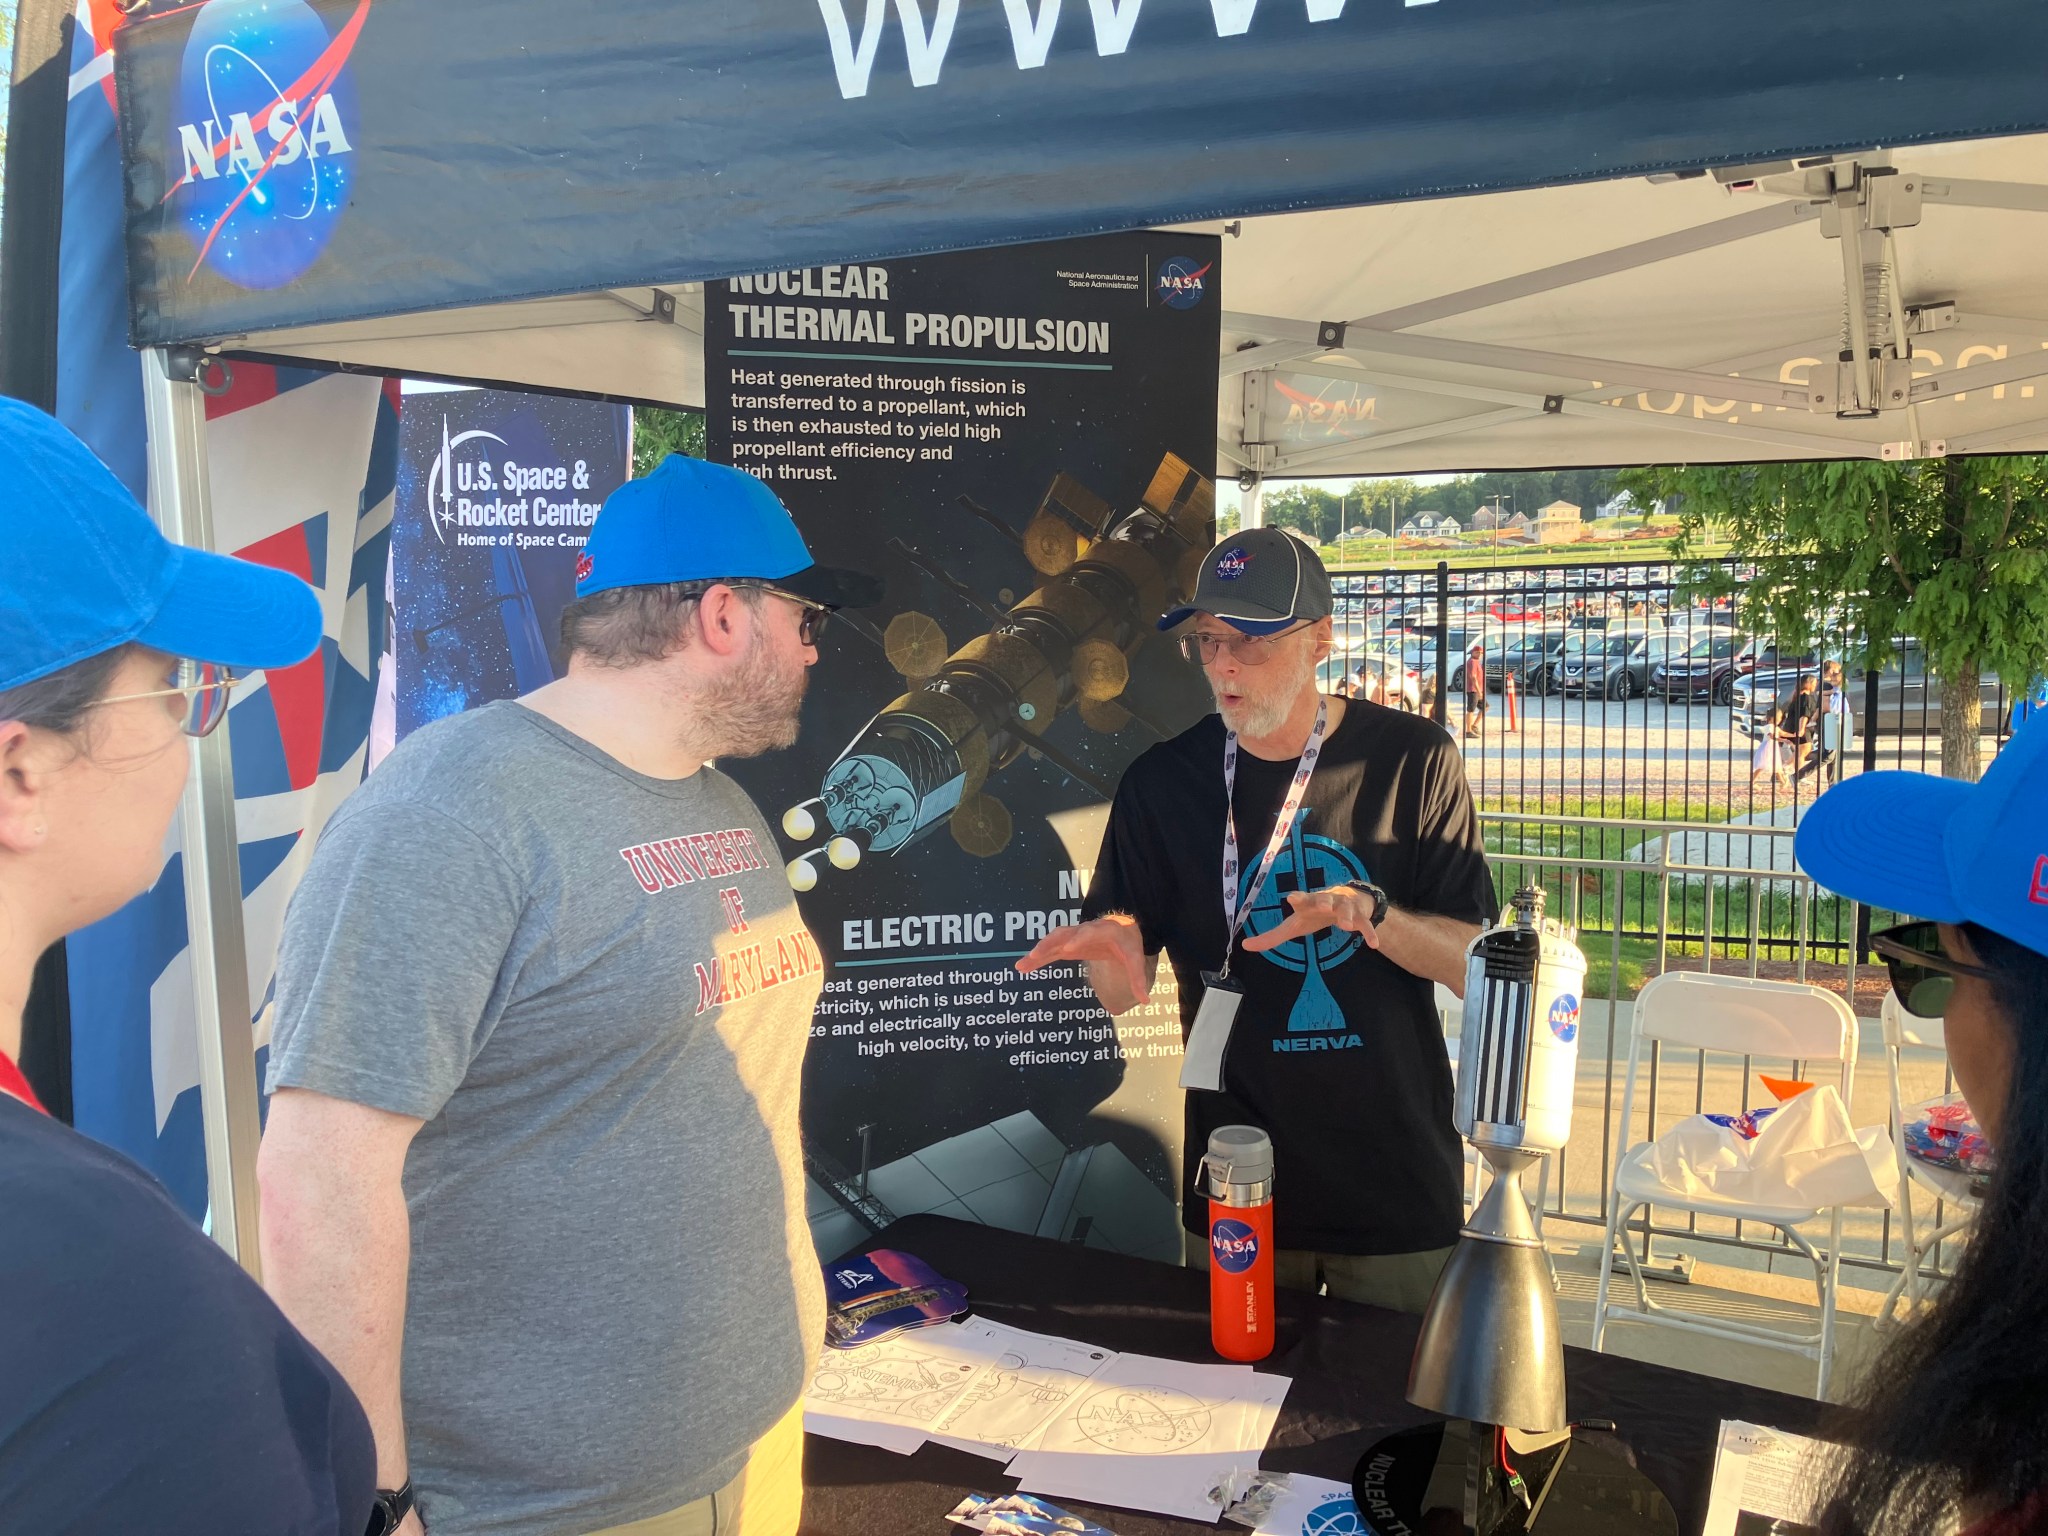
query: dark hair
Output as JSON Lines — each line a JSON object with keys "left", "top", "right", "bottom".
{"left": 558, "top": 583, "right": 761, "bottom": 667}
{"left": 1819, "top": 922, "right": 2048, "bottom": 1531}
{"left": 0, "top": 647, "right": 131, "bottom": 734}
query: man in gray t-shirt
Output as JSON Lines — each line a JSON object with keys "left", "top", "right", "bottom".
{"left": 258, "top": 457, "right": 879, "bottom": 1536}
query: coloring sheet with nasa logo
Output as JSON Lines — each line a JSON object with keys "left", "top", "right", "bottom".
{"left": 802, "top": 1320, "right": 1008, "bottom": 1432}
{"left": 1007, "top": 1353, "right": 1291, "bottom": 1520}
{"left": 929, "top": 1320, "right": 1119, "bottom": 1456}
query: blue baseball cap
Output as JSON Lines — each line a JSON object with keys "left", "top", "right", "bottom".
{"left": 575, "top": 455, "right": 880, "bottom": 608}
{"left": 1796, "top": 714, "right": 2048, "bottom": 955}
{"left": 0, "top": 398, "right": 322, "bottom": 691}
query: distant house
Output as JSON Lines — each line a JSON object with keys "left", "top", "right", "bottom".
{"left": 1360, "top": 528, "right": 1389, "bottom": 540}
{"left": 1398, "top": 520, "right": 1420, "bottom": 537}
{"left": 1468, "top": 507, "right": 1501, "bottom": 531}
{"left": 1505, "top": 511, "right": 1532, "bottom": 532}
{"left": 1536, "top": 500, "right": 1584, "bottom": 546}
{"left": 1437, "top": 517, "right": 1461, "bottom": 536}
{"left": 1412, "top": 510, "right": 1443, "bottom": 533}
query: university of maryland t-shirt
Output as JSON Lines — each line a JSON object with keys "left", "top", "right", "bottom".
{"left": 1083, "top": 699, "right": 1497, "bottom": 1255}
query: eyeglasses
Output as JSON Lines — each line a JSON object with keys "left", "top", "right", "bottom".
{"left": 1176, "top": 622, "right": 1313, "bottom": 667}
{"left": 677, "top": 580, "right": 832, "bottom": 646}
{"left": 1871, "top": 920, "right": 1997, "bottom": 1018}
{"left": 94, "top": 659, "right": 242, "bottom": 738}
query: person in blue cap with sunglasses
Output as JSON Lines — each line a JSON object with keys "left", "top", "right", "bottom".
{"left": 0, "top": 399, "right": 375, "bottom": 1533}
{"left": 257, "top": 456, "right": 879, "bottom": 1536}
{"left": 1796, "top": 722, "right": 2048, "bottom": 1536}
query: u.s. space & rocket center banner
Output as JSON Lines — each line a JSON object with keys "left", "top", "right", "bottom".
{"left": 706, "top": 231, "right": 1221, "bottom": 1262}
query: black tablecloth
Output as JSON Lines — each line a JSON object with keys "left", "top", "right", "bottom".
{"left": 801, "top": 1215, "right": 1826, "bottom": 1536}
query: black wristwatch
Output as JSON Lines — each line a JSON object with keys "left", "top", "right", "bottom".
{"left": 1345, "top": 881, "right": 1390, "bottom": 926}
{"left": 365, "top": 1481, "right": 415, "bottom": 1536}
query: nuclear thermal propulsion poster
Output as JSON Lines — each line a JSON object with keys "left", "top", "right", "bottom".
{"left": 706, "top": 231, "right": 1222, "bottom": 1263}
{"left": 390, "top": 386, "right": 632, "bottom": 742}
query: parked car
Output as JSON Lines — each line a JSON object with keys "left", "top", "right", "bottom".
{"left": 1488, "top": 629, "right": 1569, "bottom": 692}
{"left": 1551, "top": 629, "right": 1680, "bottom": 700}
{"left": 1731, "top": 638, "right": 2007, "bottom": 737}
{"left": 1650, "top": 631, "right": 1746, "bottom": 704}
{"left": 1321, "top": 650, "right": 1422, "bottom": 711}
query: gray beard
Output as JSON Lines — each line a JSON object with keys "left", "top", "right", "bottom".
{"left": 1212, "top": 649, "right": 1317, "bottom": 739}
{"left": 698, "top": 623, "right": 810, "bottom": 758}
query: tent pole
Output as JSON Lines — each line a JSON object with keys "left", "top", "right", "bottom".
{"left": 139, "top": 347, "right": 264, "bottom": 1278}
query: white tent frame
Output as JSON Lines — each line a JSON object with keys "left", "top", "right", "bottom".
{"left": 148, "top": 139, "right": 2048, "bottom": 1270}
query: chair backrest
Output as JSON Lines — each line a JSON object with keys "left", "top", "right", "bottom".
{"left": 1634, "top": 971, "right": 1857, "bottom": 1065}
{"left": 1879, "top": 989, "right": 1946, "bottom": 1053}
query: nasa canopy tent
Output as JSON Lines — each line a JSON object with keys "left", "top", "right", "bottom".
{"left": 96, "top": 0, "right": 2048, "bottom": 1252}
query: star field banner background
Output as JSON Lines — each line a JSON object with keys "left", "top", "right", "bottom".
{"left": 111, "top": 0, "right": 2048, "bottom": 348}
{"left": 389, "top": 387, "right": 632, "bottom": 742}
{"left": 705, "top": 230, "right": 1221, "bottom": 1264}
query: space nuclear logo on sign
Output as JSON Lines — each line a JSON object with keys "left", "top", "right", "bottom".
{"left": 1210, "top": 1217, "right": 1260, "bottom": 1273}
{"left": 1156, "top": 257, "right": 1212, "bottom": 310}
{"left": 172, "top": 0, "right": 367, "bottom": 289}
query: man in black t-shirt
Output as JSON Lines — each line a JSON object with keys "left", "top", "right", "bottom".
{"left": 1018, "top": 530, "right": 1496, "bottom": 1313}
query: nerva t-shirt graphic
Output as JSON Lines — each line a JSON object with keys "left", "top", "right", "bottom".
{"left": 1084, "top": 700, "right": 1497, "bottom": 1255}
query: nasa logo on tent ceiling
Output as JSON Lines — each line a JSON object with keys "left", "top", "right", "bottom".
{"left": 170, "top": 0, "right": 367, "bottom": 289}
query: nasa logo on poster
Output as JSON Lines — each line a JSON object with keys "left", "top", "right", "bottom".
{"left": 172, "top": 0, "right": 365, "bottom": 288}
{"left": 1156, "top": 256, "right": 1212, "bottom": 310}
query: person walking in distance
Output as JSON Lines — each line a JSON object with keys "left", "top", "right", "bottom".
{"left": 1462, "top": 642, "right": 1488, "bottom": 739}
{"left": 1016, "top": 529, "right": 1497, "bottom": 1313}
{"left": 258, "top": 457, "right": 879, "bottom": 1536}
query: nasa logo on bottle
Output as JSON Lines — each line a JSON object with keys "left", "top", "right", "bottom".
{"left": 1549, "top": 992, "right": 1581, "bottom": 1044}
{"left": 170, "top": 0, "right": 365, "bottom": 289}
{"left": 1214, "top": 546, "right": 1251, "bottom": 580}
{"left": 1156, "top": 256, "right": 1213, "bottom": 310}
{"left": 1211, "top": 1217, "right": 1260, "bottom": 1273}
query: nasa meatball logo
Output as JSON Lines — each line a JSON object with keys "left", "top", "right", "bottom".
{"left": 1549, "top": 992, "right": 1581, "bottom": 1044}
{"left": 170, "top": 0, "right": 366, "bottom": 289}
{"left": 1211, "top": 1217, "right": 1260, "bottom": 1273}
{"left": 1214, "top": 546, "right": 1251, "bottom": 580}
{"left": 1156, "top": 256, "right": 1212, "bottom": 310}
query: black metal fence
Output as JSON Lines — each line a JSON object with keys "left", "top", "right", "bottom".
{"left": 1329, "top": 555, "right": 2017, "bottom": 975}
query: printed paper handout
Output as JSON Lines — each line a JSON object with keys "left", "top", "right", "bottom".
{"left": 1702, "top": 1420, "right": 1828, "bottom": 1536}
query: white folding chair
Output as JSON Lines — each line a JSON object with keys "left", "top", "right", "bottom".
{"left": 1591, "top": 971, "right": 1859, "bottom": 1398}
{"left": 1875, "top": 992, "right": 1981, "bottom": 1329}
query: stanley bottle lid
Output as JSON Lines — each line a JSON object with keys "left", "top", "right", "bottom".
{"left": 1205, "top": 1125, "right": 1274, "bottom": 1185}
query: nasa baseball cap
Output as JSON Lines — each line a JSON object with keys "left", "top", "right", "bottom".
{"left": 0, "top": 397, "right": 322, "bottom": 692}
{"left": 1158, "top": 527, "right": 1334, "bottom": 634}
{"left": 1795, "top": 714, "right": 2048, "bottom": 956}
{"left": 576, "top": 455, "right": 880, "bottom": 608}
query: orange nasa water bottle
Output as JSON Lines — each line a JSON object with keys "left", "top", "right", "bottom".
{"left": 1203, "top": 1125, "right": 1275, "bottom": 1362}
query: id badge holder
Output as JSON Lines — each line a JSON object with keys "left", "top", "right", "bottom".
{"left": 1178, "top": 969, "right": 1245, "bottom": 1092}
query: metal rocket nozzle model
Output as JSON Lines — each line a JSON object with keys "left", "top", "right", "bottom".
{"left": 783, "top": 455, "right": 1213, "bottom": 885}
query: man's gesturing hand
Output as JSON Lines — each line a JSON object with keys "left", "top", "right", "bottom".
{"left": 1240, "top": 885, "right": 1381, "bottom": 954}
{"left": 1015, "top": 913, "right": 1153, "bottom": 1012}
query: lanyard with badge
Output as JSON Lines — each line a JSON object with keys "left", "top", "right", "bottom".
{"left": 1178, "top": 697, "right": 1329, "bottom": 1093}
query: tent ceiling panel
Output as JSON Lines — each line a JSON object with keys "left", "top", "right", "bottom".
{"left": 1212, "top": 131, "right": 2048, "bottom": 475}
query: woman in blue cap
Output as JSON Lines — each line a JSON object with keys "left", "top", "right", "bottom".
{"left": 1796, "top": 725, "right": 2048, "bottom": 1535}
{"left": 0, "top": 400, "right": 376, "bottom": 1534}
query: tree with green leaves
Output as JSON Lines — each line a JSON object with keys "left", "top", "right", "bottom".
{"left": 631, "top": 406, "right": 705, "bottom": 478}
{"left": 1619, "top": 457, "right": 2048, "bottom": 780}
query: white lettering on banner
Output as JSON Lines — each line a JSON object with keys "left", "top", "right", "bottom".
{"left": 175, "top": 94, "right": 353, "bottom": 180}
{"left": 819, "top": 0, "right": 1438, "bottom": 98}
{"left": 1591, "top": 337, "right": 2048, "bottom": 419}
{"left": 1000, "top": 0, "right": 1063, "bottom": 66}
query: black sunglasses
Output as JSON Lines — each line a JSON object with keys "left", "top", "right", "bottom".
{"left": 1871, "top": 920, "right": 1997, "bottom": 1018}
